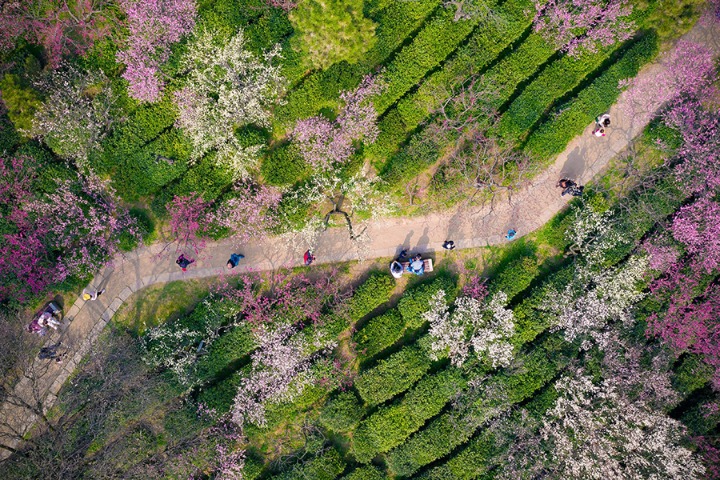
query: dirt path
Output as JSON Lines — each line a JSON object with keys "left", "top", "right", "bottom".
{"left": 2, "top": 17, "right": 719, "bottom": 460}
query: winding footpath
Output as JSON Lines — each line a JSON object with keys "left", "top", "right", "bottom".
{"left": 2, "top": 18, "right": 720, "bottom": 460}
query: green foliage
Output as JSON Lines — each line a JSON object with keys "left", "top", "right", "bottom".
{"left": 354, "top": 340, "right": 433, "bottom": 407}
{"left": 341, "top": 466, "right": 387, "bottom": 480}
{"left": 318, "top": 391, "right": 366, "bottom": 433}
{"left": 488, "top": 255, "right": 539, "bottom": 301}
{"left": 193, "top": 325, "right": 256, "bottom": 384}
{"left": 119, "top": 207, "right": 157, "bottom": 251}
{"left": 524, "top": 31, "right": 659, "bottom": 160}
{"left": 274, "top": 0, "right": 439, "bottom": 128}
{"left": 196, "top": 370, "right": 243, "bottom": 414}
{"left": 290, "top": 0, "right": 377, "bottom": 71}
{"left": 647, "top": 0, "right": 705, "bottom": 40}
{"left": 346, "top": 271, "right": 395, "bottom": 322}
{"left": 261, "top": 143, "right": 310, "bottom": 186}
{"left": 351, "top": 368, "right": 466, "bottom": 463}
{"left": 673, "top": 354, "right": 713, "bottom": 396}
{"left": 373, "top": 6, "right": 481, "bottom": 114}
{"left": 0, "top": 115, "right": 21, "bottom": 153}
{"left": 0, "top": 74, "right": 41, "bottom": 135}
{"left": 271, "top": 447, "right": 345, "bottom": 480}
{"left": 354, "top": 309, "right": 404, "bottom": 361}
{"left": 397, "top": 275, "right": 457, "bottom": 330}
{"left": 385, "top": 334, "right": 574, "bottom": 477}
{"left": 681, "top": 397, "right": 720, "bottom": 435}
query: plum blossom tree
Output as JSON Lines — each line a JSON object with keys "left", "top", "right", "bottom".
{"left": 174, "top": 29, "right": 284, "bottom": 178}
{"left": 291, "top": 75, "right": 381, "bottom": 171}
{"left": 424, "top": 289, "right": 515, "bottom": 368}
{"left": 0, "top": 0, "right": 116, "bottom": 68}
{"left": 30, "top": 66, "right": 117, "bottom": 167}
{"left": 538, "top": 371, "right": 705, "bottom": 479}
{"left": 116, "top": 0, "right": 197, "bottom": 103}
{"left": 533, "top": 0, "right": 635, "bottom": 57}
{"left": 209, "top": 182, "right": 282, "bottom": 246}
{"left": 166, "top": 193, "right": 211, "bottom": 256}
{"left": 543, "top": 256, "right": 648, "bottom": 350}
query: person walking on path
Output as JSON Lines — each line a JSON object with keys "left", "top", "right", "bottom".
{"left": 592, "top": 113, "right": 611, "bottom": 137}
{"left": 82, "top": 288, "right": 105, "bottom": 301}
{"left": 226, "top": 253, "right": 245, "bottom": 269}
{"left": 303, "top": 250, "right": 316, "bottom": 266}
{"left": 442, "top": 240, "right": 456, "bottom": 250}
{"left": 557, "top": 179, "right": 584, "bottom": 197}
{"left": 38, "top": 343, "right": 64, "bottom": 363}
{"left": 176, "top": 254, "right": 195, "bottom": 271}
{"left": 505, "top": 229, "right": 517, "bottom": 241}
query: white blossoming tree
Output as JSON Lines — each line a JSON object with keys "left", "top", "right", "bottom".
{"left": 174, "top": 28, "right": 285, "bottom": 178}
{"left": 424, "top": 290, "right": 515, "bottom": 368}
{"left": 539, "top": 371, "right": 705, "bottom": 480}
{"left": 31, "top": 66, "right": 117, "bottom": 168}
{"left": 543, "top": 255, "right": 648, "bottom": 350}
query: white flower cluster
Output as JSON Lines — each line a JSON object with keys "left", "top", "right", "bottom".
{"left": 541, "top": 371, "right": 705, "bottom": 479}
{"left": 231, "top": 324, "right": 336, "bottom": 428}
{"left": 546, "top": 256, "right": 648, "bottom": 350}
{"left": 31, "top": 66, "right": 116, "bottom": 168}
{"left": 175, "top": 28, "right": 285, "bottom": 178}
{"left": 424, "top": 290, "right": 515, "bottom": 368}
{"left": 566, "top": 205, "right": 625, "bottom": 267}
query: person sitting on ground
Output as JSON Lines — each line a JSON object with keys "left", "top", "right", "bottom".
{"left": 176, "top": 254, "right": 195, "bottom": 271}
{"left": 38, "top": 311, "right": 61, "bottom": 330}
{"left": 390, "top": 260, "right": 404, "bottom": 279}
{"left": 303, "top": 249, "right": 316, "bottom": 266}
{"left": 226, "top": 253, "right": 245, "bottom": 269}
{"left": 442, "top": 240, "right": 456, "bottom": 250}
{"left": 27, "top": 319, "right": 47, "bottom": 336}
{"left": 82, "top": 288, "right": 105, "bottom": 301}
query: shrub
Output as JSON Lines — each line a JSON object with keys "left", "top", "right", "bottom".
{"left": 0, "top": 116, "right": 20, "bottom": 153}
{"left": 351, "top": 368, "right": 466, "bottom": 462}
{"left": 397, "top": 276, "right": 457, "bottom": 330}
{"left": 523, "top": 31, "right": 659, "bottom": 159}
{"left": 673, "top": 354, "right": 713, "bottom": 396}
{"left": 193, "top": 325, "right": 256, "bottom": 384}
{"left": 196, "top": 371, "right": 243, "bottom": 414}
{"left": 0, "top": 74, "right": 41, "bottom": 135}
{"left": 385, "top": 334, "right": 575, "bottom": 477}
{"left": 318, "top": 390, "right": 366, "bottom": 433}
{"left": 119, "top": 207, "right": 156, "bottom": 251}
{"left": 341, "top": 466, "right": 386, "bottom": 480}
{"left": 261, "top": 144, "right": 312, "bottom": 186}
{"left": 354, "top": 309, "right": 404, "bottom": 361}
{"left": 289, "top": 0, "right": 377, "bottom": 71}
{"left": 373, "top": 7, "right": 480, "bottom": 114}
{"left": 271, "top": 447, "right": 345, "bottom": 480}
{"left": 488, "top": 255, "right": 539, "bottom": 301}
{"left": 354, "top": 341, "right": 432, "bottom": 407}
{"left": 346, "top": 271, "right": 395, "bottom": 322}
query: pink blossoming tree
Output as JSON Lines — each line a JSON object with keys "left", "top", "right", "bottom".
{"left": 116, "top": 0, "right": 197, "bottom": 102}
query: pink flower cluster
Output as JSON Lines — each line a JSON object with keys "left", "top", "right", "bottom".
{"left": 116, "top": 0, "right": 197, "bottom": 102}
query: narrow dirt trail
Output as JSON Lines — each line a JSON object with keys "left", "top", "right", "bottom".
{"left": 2, "top": 17, "right": 719, "bottom": 460}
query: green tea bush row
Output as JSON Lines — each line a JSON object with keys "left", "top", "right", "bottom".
{"left": 385, "top": 334, "right": 575, "bottom": 477}
{"left": 354, "top": 337, "right": 435, "bottom": 407}
{"left": 318, "top": 390, "right": 366, "bottom": 433}
{"left": 487, "top": 254, "right": 539, "bottom": 301}
{"left": 353, "top": 276, "right": 455, "bottom": 361}
{"left": 495, "top": 42, "right": 619, "bottom": 143}
{"left": 271, "top": 447, "right": 345, "bottom": 480}
{"left": 354, "top": 310, "right": 404, "bottom": 361}
{"left": 346, "top": 271, "right": 396, "bottom": 322}
{"left": 273, "top": 0, "right": 441, "bottom": 128}
{"left": 523, "top": 31, "right": 659, "bottom": 160}
{"left": 351, "top": 368, "right": 467, "bottom": 462}
{"left": 192, "top": 325, "right": 256, "bottom": 384}
{"left": 673, "top": 354, "right": 714, "bottom": 397}
{"left": 341, "top": 465, "right": 387, "bottom": 480}
{"left": 373, "top": 5, "right": 486, "bottom": 114}
{"left": 397, "top": 275, "right": 457, "bottom": 329}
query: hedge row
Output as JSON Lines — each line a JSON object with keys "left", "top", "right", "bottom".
{"left": 385, "top": 333, "right": 575, "bottom": 477}
{"left": 271, "top": 447, "right": 345, "bottom": 480}
{"left": 487, "top": 254, "right": 539, "bottom": 302}
{"left": 353, "top": 309, "right": 404, "bottom": 361}
{"left": 192, "top": 324, "right": 256, "bottom": 384}
{"left": 273, "top": 0, "right": 441, "bottom": 128}
{"left": 346, "top": 271, "right": 396, "bottom": 322}
{"left": 351, "top": 368, "right": 467, "bottom": 462}
{"left": 354, "top": 337, "right": 435, "bottom": 407}
{"left": 373, "top": 2, "right": 493, "bottom": 114}
{"left": 523, "top": 31, "right": 659, "bottom": 160}
{"left": 419, "top": 384, "right": 560, "bottom": 479}
{"left": 341, "top": 466, "right": 387, "bottom": 480}
{"left": 353, "top": 276, "right": 455, "bottom": 361}
{"left": 318, "top": 390, "right": 366, "bottom": 433}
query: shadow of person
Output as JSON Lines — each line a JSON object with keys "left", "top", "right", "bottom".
{"left": 417, "top": 226, "right": 430, "bottom": 252}
{"left": 560, "top": 146, "right": 587, "bottom": 181}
